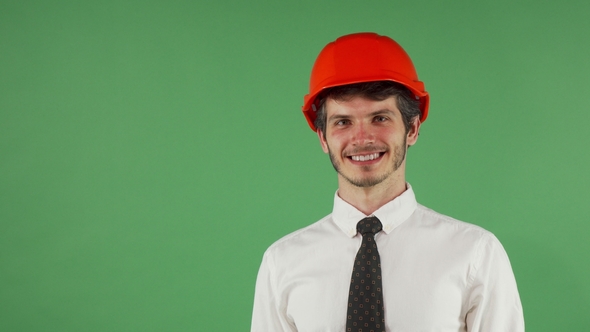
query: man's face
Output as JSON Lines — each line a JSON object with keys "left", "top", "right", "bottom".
{"left": 317, "top": 95, "right": 419, "bottom": 188}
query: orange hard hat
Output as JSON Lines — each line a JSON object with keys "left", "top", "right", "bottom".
{"left": 302, "top": 32, "right": 429, "bottom": 131}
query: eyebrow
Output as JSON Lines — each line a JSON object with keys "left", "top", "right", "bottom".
{"left": 368, "top": 109, "right": 396, "bottom": 117}
{"left": 328, "top": 109, "right": 396, "bottom": 122}
{"left": 327, "top": 114, "right": 350, "bottom": 122}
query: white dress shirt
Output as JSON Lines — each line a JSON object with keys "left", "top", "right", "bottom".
{"left": 251, "top": 185, "right": 524, "bottom": 331}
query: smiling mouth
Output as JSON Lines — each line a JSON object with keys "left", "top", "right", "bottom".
{"left": 348, "top": 152, "right": 383, "bottom": 162}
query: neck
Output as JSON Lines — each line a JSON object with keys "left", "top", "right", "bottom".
{"left": 336, "top": 171, "right": 407, "bottom": 216}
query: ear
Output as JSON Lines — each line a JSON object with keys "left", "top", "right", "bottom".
{"left": 406, "top": 117, "right": 421, "bottom": 147}
{"left": 317, "top": 129, "right": 329, "bottom": 153}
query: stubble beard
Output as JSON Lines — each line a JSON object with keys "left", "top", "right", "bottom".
{"left": 327, "top": 137, "right": 407, "bottom": 188}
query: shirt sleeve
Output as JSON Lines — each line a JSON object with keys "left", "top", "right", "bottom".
{"left": 465, "top": 233, "right": 525, "bottom": 331}
{"left": 251, "top": 250, "right": 296, "bottom": 332}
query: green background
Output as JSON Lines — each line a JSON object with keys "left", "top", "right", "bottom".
{"left": 1, "top": 0, "right": 589, "bottom": 330}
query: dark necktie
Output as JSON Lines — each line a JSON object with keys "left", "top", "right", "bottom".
{"left": 346, "top": 216, "right": 385, "bottom": 332}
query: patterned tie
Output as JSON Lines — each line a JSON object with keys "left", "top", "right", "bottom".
{"left": 346, "top": 216, "right": 385, "bottom": 332}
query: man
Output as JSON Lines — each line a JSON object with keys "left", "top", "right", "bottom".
{"left": 251, "top": 32, "right": 524, "bottom": 331}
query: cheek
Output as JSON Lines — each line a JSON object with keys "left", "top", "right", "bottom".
{"left": 381, "top": 129, "right": 406, "bottom": 144}
{"left": 325, "top": 135, "right": 346, "bottom": 153}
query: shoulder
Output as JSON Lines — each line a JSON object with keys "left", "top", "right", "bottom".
{"left": 409, "top": 203, "right": 503, "bottom": 251}
{"left": 263, "top": 214, "right": 336, "bottom": 257}
{"left": 414, "top": 203, "right": 492, "bottom": 234}
{"left": 410, "top": 203, "right": 512, "bottom": 279}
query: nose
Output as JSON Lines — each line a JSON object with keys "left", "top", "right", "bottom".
{"left": 351, "top": 122, "right": 375, "bottom": 146}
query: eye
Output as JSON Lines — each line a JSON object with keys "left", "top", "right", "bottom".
{"left": 335, "top": 119, "right": 351, "bottom": 126}
{"left": 374, "top": 116, "right": 388, "bottom": 122}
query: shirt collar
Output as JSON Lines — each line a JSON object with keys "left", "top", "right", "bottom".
{"left": 332, "top": 184, "right": 418, "bottom": 237}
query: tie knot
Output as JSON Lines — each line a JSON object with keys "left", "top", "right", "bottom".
{"left": 357, "top": 216, "right": 383, "bottom": 235}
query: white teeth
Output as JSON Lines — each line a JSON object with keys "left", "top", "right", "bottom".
{"left": 351, "top": 153, "right": 380, "bottom": 161}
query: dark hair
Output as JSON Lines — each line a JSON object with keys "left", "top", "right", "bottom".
{"left": 313, "top": 81, "right": 421, "bottom": 137}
